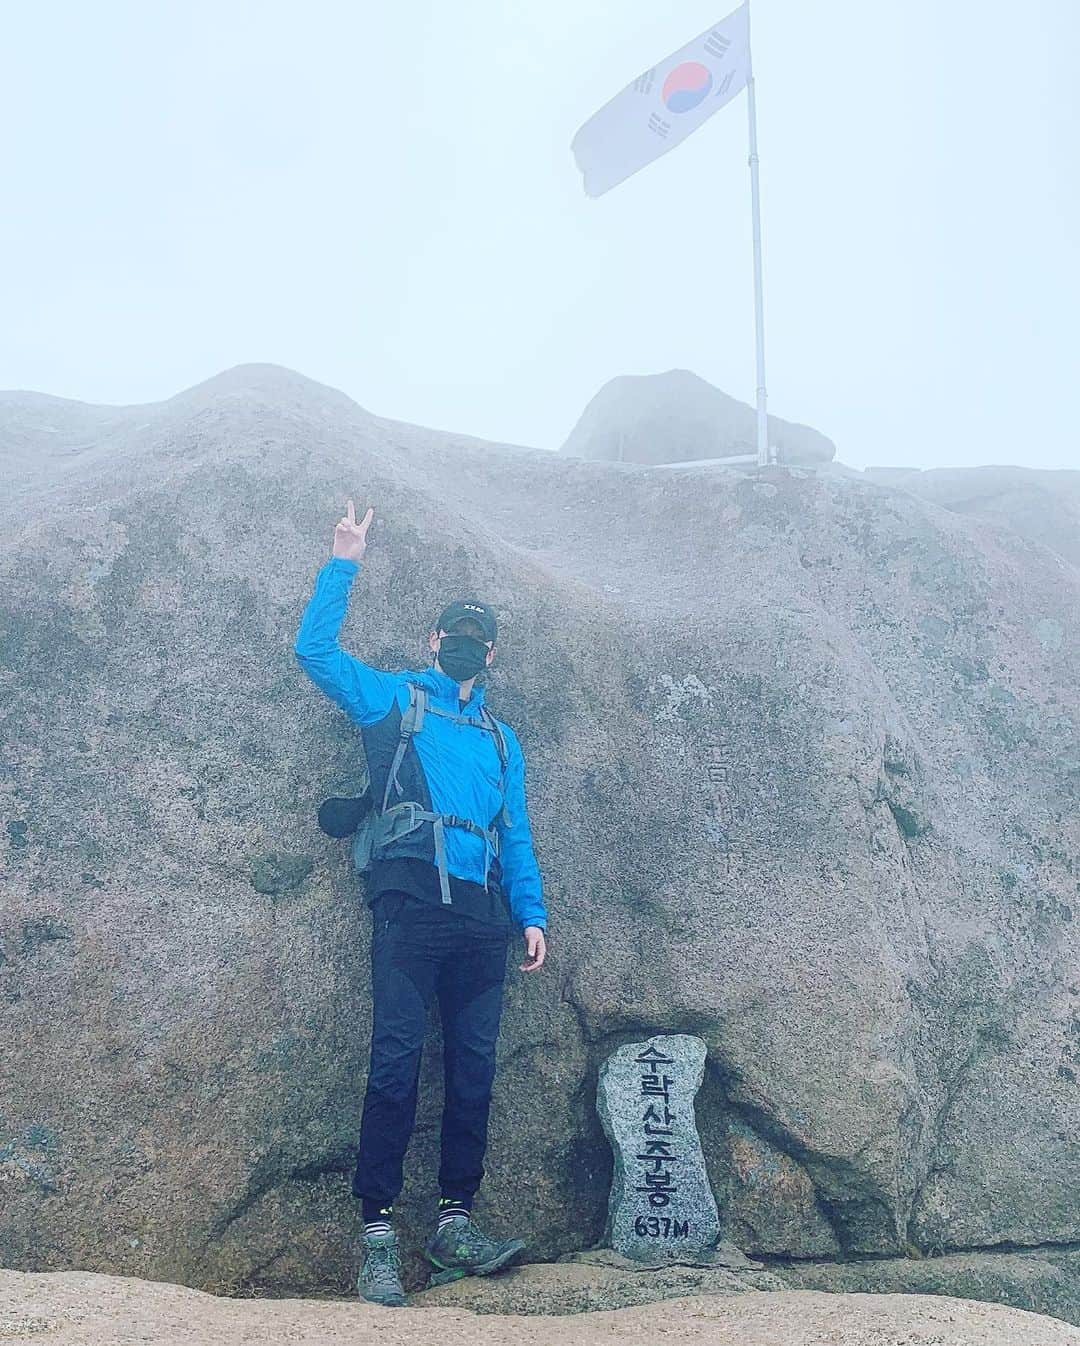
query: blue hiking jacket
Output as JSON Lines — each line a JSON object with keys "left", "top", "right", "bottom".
{"left": 294, "top": 556, "right": 547, "bottom": 932}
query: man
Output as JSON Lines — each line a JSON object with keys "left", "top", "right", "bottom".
{"left": 294, "top": 498, "right": 548, "bottom": 1306}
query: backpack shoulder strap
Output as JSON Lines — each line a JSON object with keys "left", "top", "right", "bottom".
{"left": 479, "top": 706, "right": 513, "bottom": 828}
{"left": 478, "top": 705, "right": 508, "bottom": 770}
{"left": 381, "top": 682, "right": 426, "bottom": 812}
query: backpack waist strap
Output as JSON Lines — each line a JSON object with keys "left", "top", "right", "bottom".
{"left": 373, "top": 802, "right": 501, "bottom": 903}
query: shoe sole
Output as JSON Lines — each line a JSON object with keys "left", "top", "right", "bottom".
{"left": 427, "top": 1266, "right": 469, "bottom": 1287}
{"left": 357, "top": 1288, "right": 407, "bottom": 1307}
{"left": 426, "top": 1237, "right": 526, "bottom": 1279}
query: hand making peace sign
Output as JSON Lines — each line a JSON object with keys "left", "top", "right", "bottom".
{"left": 332, "top": 498, "right": 374, "bottom": 564}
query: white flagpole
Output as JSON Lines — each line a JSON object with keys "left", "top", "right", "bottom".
{"left": 745, "top": 3, "right": 770, "bottom": 467}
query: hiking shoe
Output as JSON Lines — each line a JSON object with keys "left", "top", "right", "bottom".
{"left": 424, "top": 1214, "right": 526, "bottom": 1281}
{"left": 357, "top": 1229, "right": 406, "bottom": 1307}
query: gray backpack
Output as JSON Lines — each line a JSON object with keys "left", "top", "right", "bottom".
{"left": 317, "top": 682, "right": 513, "bottom": 904}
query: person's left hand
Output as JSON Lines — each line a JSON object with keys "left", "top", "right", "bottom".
{"left": 520, "top": 926, "right": 546, "bottom": 972}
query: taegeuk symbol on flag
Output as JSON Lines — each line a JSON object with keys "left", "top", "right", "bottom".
{"left": 571, "top": 2, "right": 751, "bottom": 198}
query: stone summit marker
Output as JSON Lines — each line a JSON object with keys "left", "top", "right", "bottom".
{"left": 596, "top": 1034, "right": 721, "bottom": 1263}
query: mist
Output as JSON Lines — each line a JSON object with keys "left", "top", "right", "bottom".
{"left": 2, "top": 0, "right": 1077, "bottom": 471}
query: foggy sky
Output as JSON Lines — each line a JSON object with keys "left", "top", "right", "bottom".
{"left": 2, "top": 1, "right": 1077, "bottom": 472}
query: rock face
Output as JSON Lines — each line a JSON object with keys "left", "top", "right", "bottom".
{"left": 864, "top": 464, "right": 1080, "bottom": 570}
{"left": 0, "top": 364, "right": 1078, "bottom": 1304}
{"left": 559, "top": 369, "right": 836, "bottom": 465}
{"left": 776, "top": 1246, "right": 1080, "bottom": 1334}
{"left": 596, "top": 1035, "right": 720, "bottom": 1261}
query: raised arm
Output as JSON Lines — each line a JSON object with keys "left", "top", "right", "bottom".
{"left": 293, "top": 500, "right": 400, "bottom": 725}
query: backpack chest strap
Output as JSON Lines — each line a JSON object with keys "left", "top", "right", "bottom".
{"left": 399, "top": 691, "right": 513, "bottom": 830}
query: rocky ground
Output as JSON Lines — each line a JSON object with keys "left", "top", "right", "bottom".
{"left": 4, "top": 1266, "right": 1080, "bottom": 1346}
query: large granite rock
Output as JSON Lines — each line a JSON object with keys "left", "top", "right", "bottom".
{"left": 0, "top": 364, "right": 1077, "bottom": 1304}
{"left": 774, "top": 1245, "right": 1080, "bottom": 1332}
{"left": 559, "top": 368, "right": 836, "bottom": 465}
{"left": 864, "top": 464, "right": 1080, "bottom": 569}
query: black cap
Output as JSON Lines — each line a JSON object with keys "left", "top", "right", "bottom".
{"left": 435, "top": 598, "right": 498, "bottom": 644}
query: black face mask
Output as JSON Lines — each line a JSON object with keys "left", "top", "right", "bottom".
{"left": 436, "top": 633, "right": 489, "bottom": 683}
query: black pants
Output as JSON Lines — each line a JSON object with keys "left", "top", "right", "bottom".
{"left": 351, "top": 891, "right": 511, "bottom": 1207}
